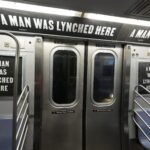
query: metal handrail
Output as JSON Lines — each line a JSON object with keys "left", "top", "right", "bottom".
{"left": 134, "top": 85, "right": 150, "bottom": 105}
{"left": 134, "top": 90, "right": 150, "bottom": 106}
{"left": 19, "top": 126, "right": 29, "bottom": 150}
{"left": 17, "top": 92, "right": 29, "bottom": 122}
{"left": 134, "top": 110, "right": 150, "bottom": 130}
{"left": 16, "top": 85, "right": 29, "bottom": 150}
{"left": 133, "top": 117, "right": 150, "bottom": 142}
{"left": 134, "top": 85, "right": 150, "bottom": 95}
{"left": 0, "top": 32, "right": 30, "bottom": 150}
{"left": 134, "top": 84, "right": 150, "bottom": 117}
{"left": 17, "top": 85, "right": 29, "bottom": 106}
{"left": 16, "top": 105, "right": 29, "bottom": 139}
{"left": 16, "top": 116, "right": 28, "bottom": 150}
{"left": 134, "top": 99, "right": 150, "bottom": 117}
{"left": 0, "top": 31, "right": 20, "bottom": 150}
{"left": 133, "top": 84, "right": 150, "bottom": 143}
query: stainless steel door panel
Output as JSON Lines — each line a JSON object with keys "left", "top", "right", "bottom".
{"left": 86, "top": 44, "right": 122, "bottom": 150}
{"left": 41, "top": 41, "right": 84, "bottom": 150}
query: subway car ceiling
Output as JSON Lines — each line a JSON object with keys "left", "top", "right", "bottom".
{"left": 1, "top": 1, "right": 150, "bottom": 45}
{"left": 5, "top": 0, "right": 150, "bottom": 20}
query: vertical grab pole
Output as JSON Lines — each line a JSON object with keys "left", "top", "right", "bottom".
{"left": 0, "top": 31, "right": 20, "bottom": 150}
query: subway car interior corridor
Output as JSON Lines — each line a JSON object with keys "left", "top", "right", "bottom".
{"left": 0, "top": 0, "right": 150, "bottom": 150}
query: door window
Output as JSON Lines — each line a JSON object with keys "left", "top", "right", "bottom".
{"left": 52, "top": 50, "right": 77, "bottom": 104}
{"left": 93, "top": 52, "right": 115, "bottom": 105}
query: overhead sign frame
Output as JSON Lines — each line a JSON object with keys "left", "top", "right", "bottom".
{"left": 0, "top": 8, "right": 150, "bottom": 44}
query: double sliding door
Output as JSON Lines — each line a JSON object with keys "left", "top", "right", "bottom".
{"left": 41, "top": 41, "right": 122, "bottom": 150}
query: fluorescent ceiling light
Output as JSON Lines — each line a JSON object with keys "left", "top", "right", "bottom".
{"left": 84, "top": 13, "right": 150, "bottom": 27}
{"left": 0, "top": 0, "right": 82, "bottom": 17}
{"left": 0, "top": 0, "right": 150, "bottom": 27}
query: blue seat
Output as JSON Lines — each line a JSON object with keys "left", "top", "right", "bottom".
{"left": 0, "top": 118, "right": 12, "bottom": 150}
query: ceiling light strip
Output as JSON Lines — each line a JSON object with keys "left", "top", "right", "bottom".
{"left": 84, "top": 13, "right": 150, "bottom": 27}
{"left": 0, "top": 0, "right": 82, "bottom": 17}
{"left": 0, "top": 1, "right": 150, "bottom": 27}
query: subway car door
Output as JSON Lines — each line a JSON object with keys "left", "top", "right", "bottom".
{"left": 86, "top": 44, "right": 122, "bottom": 150}
{"left": 41, "top": 40, "right": 84, "bottom": 150}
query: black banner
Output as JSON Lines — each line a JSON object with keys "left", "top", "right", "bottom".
{"left": 138, "top": 62, "right": 150, "bottom": 94}
{"left": 0, "top": 56, "right": 22, "bottom": 96}
{"left": 0, "top": 8, "right": 150, "bottom": 44}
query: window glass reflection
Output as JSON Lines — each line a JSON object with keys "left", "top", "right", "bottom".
{"left": 93, "top": 53, "right": 115, "bottom": 103}
{"left": 52, "top": 50, "right": 77, "bottom": 104}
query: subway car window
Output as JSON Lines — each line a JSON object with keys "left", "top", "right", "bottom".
{"left": 93, "top": 53, "right": 115, "bottom": 104}
{"left": 52, "top": 50, "right": 77, "bottom": 104}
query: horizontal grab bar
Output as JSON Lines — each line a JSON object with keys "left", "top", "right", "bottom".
{"left": 17, "top": 85, "right": 29, "bottom": 106}
{"left": 133, "top": 117, "right": 150, "bottom": 143}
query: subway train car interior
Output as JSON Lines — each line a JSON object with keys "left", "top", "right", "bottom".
{"left": 0, "top": 0, "right": 150, "bottom": 150}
